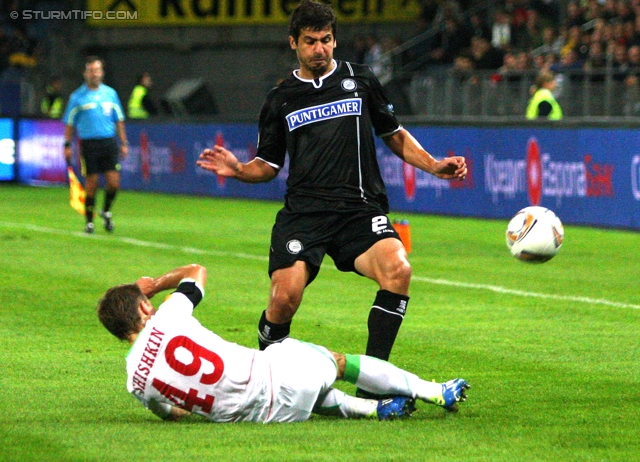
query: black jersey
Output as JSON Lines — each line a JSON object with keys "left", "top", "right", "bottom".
{"left": 255, "top": 60, "right": 402, "bottom": 213}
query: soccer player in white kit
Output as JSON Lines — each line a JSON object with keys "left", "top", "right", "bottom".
{"left": 97, "top": 264, "right": 469, "bottom": 423}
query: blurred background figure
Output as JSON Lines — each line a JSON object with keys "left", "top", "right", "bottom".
{"left": 128, "top": 72, "right": 158, "bottom": 119}
{"left": 526, "top": 70, "right": 563, "bottom": 120}
{"left": 40, "top": 76, "right": 63, "bottom": 118}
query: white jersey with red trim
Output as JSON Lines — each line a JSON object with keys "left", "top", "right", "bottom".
{"left": 126, "top": 290, "right": 273, "bottom": 422}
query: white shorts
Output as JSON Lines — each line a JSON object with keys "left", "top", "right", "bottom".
{"left": 262, "top": 338, "right": 338, "bottom": 423}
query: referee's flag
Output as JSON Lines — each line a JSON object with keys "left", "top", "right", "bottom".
{"left": 68, "top": 166, "right": 85, "bottom": 215}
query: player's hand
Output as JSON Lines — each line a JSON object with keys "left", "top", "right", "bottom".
{"left": 196, "top": 145, "right": 240, "bottom": 177}
{"left": 433, "top": 156, "right": 467, "bottom": 181}
{"left": 120, "top": 144, "right": 129, "bottom": 160}
{"left": 64, "top": 146, "right": 73, "bottom": 166}
{"left": 136, "top": 276, "right": 156, "bottom": 298}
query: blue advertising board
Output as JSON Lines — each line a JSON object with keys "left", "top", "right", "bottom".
{"left": 13, "top": 119, "right": 640, "bottom": 230}
{"left": 384, "top": 126, "right": 640, "bottom": 229}
{"left": 0, "top": 118, "right": 15, "bottom": 181}
{"left": 17, "top": 119, "right": 67, "bottom": 185}
{"left": 120, "top": 121, "right": 288, "bottom": 200}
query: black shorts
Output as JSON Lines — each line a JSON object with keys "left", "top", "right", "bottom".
{"left": 269, "top": 204, "right": 401, "bottom": 284}
{"left": 80, "top": 137, "right": 119, "bottom": 175}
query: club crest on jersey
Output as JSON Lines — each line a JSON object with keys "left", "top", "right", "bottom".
{"left": 286, "top": 98, "right": 362, "bottom": 131}
{"left": 341, "top": 79, "right": 357, "bottom": 91}
{"left": 286, "top": 239, "right": 303, "bottom": 254}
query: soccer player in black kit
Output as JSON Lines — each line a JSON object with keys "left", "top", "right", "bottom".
{"left": 197, "top": 0, "right": 467, "bottom": 392}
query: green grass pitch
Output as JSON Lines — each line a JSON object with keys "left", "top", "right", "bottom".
{"left": 1, "top": 184, "right": 638, "bottom": 461}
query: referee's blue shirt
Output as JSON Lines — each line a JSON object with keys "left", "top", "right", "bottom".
{"left": 63, "top": 83, "right": 125, "bottom": 140}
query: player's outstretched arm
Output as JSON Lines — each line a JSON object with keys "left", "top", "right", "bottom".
{"left": 383, "top": 129, "right": 467, "bottom": 181}
{"left": 148, "top": 399, "right": 192, "bottom": 421}
{"left": 136, "top": 264, "right": 207, "bottom": 299}
{"left": 196, "top": 145, "right": 278, "bottom": 183}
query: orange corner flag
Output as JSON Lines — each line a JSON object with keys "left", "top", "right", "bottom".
{"left": 67, "top": 166, "right": 86, "bottom": 215}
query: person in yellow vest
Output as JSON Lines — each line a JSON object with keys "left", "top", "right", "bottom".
{"left": 127, "top": 72, "right": 158, "bottom": 119}
{"left": 41, "top": 77, "right": 64, "bottom": 119}
{"left": 526, "top": 70, "right": 563, "bottom": 120}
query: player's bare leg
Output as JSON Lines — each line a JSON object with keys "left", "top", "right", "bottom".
{"left": 100, "top": 170, "right": 120, "bottom": 232}
{"left": 354, "top": 238, "right": 411, "bottom": 362}
{"left": 258, "top": 260, "right": 309, "bottom": 350}
{"left": 83, "top": 173, "right": 99, "bottom": 233}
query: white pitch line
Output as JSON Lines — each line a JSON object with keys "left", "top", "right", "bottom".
{"left": 411, "top": 276, "right": 640, "bottom": 310}
{"left": 2, "top": 221, "right": 638, "bottom": 310}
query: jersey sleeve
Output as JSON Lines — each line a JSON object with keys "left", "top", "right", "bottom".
{"left": 62, "top": 93, "right": 78, "bottom": 126}
{"left": 156, "top": 278, "right": 205, "bottom": 316}
{"left": 173, "top": 278, "right": 204, "bottom": 307}
{"left": 255, "top": 89, "right": 287, "bottom": 169}
{"left": 363, "top": 67, "right": 402, "bottom": 138}
{"left": 111, "top": 88, "right": 126, "bottom": 122}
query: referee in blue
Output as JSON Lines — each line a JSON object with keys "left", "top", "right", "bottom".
{"left": 63, "top": 56, "right": 129, "bottom": 234}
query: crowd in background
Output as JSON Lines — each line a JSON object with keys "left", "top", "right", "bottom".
{"left": 5, "top": 0, "right": 640, "bottom": 117}
{"left": 348, "top": 0, "right": 640, "bottom": 87}
{"left": 0, "top": 0, "right": 48, "bottom": 81}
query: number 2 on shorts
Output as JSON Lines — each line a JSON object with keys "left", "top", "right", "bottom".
{"left": 371, "top": 216, "right": 388, "bottom": 232}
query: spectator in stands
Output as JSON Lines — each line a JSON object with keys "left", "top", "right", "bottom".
{"left": 602, "top": 0, "right": 618, "bottom": 22}
{"left": 417, "top": 0, "right": 440, "bottom": 31}
{"left": 583, "top": 0, "right": 604, "bottom": 22}
{"left": 623, "top": 44, "right": 640, "bottom": 113}
{"left": 622, "top": 19, "right": 636, "bottom": 45}
{"left": 491, "top": 9, "right": 513, "bottom": 50}
{"left": 532, "top": 0, "right": 562, "bottom": 25}
{"left": 551, "top": 47, "right": 584, "bottom": 73}
{"left": 497, "top": 50, "right": 519, "bottom": 76}
{"left": 468, "top": 12, "right": 492, "bottom": 41}
{"left": 426, "top": 18, "right": 471, "bottom": 66}
{"left": 495, "top": 49, "right": 526, "bottom": 90}
{"left": 515, "top": 50, "right": 534, "bottom": 71}
{"left": 615, "top": 0, "right": 635, "bottom": 24}
{"left": 513, "top": 8, "right": 545, "bottom": 51}
{"left": 364, "top": 35, "right": 383, "bottom": 77}
{"left": 452, "top": 51, "right": 478, "bottom": 83}
{"left": 565, "top": 2, "right": 586, "bottom": 28}
{"left": 612, "top": 42, "right": 631, "bottom": 80}
{"left": 538, "top": 26, "right": 565, "bottom": 56}
{"left": 433, "top": 0, "right": 465, "bottom": 26}
{"left": 41, "top": 76, "right": 64, "bottom": 118}
{"left": 526, "top": 70, "right": 563, "bottom": 119}
{"left": 585, "top": 40, "right": 607, "bottom": 72}
{"left": 559, "top": 25, "right": 585, "bottom": 57}
{"left": 470, "top": 36, "right": 505, "bottom": 69}
{"left": 627, "top": 43, "right": 640, "bottom": 70}
{"left": 127, "top": 72, "right": 158, "bottom": 119}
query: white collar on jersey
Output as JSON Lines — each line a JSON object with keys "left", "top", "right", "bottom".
{"left": 293, "top": 60, "right": 338, "bottom": 89}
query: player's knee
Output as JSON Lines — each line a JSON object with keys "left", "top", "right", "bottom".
{"left": 379, "top": 259, "right": 411, "bottom": 293}
{"left": 331, "top": 352, "right": 346, "bottom": 379}
{"left": 388, "top": 258, "right": 412, "bottom": 283}
{"left": 268, "top": 290, "right": 302, "bottom": 321}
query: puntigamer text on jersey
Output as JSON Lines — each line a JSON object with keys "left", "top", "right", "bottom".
{"left": 286, "top": 98, "right": 362, "bottom": 131}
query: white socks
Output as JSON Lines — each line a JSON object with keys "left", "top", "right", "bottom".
{"left": 344, "top": 354, "right": 443, "bottom": 404}
{"left": 313, "top": 388, "right": 378, "bottom": 418}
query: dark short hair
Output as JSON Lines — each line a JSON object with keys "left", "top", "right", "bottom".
{"left": 137, "top": 72, "right": 150, "bottom": 85}
{"left": 97, "top": 284, "right": 144, "bottom": 341}
{"left": 289, "top": 0, "right": 337, "bottom": 42}
{"left": 85, "top": 55, "right": 104, "bottom": 68}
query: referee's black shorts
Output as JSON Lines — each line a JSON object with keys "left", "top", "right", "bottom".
{"left": 269, "top": 203, "right": 401, "bottom": 284}
{"left": 80, "top": 137, "right": 119, "bottom": 175}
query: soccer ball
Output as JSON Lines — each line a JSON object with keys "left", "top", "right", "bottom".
{"left": 506, "top": 206, "right": 564, "bottom": 263}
